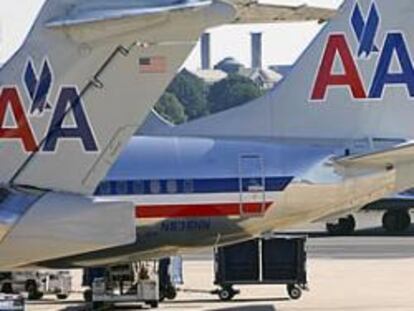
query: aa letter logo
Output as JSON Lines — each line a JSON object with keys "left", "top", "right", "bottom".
{"left": 0, "top": 59, "right": 98, "bottom": 153}
{"left": 310, "top": 1, "right": 414, "bottom": 101}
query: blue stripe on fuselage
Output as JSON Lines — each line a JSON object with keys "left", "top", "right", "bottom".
{"left": 94, "top": 176, "right": 294, "bottom": 196}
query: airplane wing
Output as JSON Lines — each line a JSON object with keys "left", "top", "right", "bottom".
{"left": 231, "top": 0, "right": 337, "bottom": 23}
{"left": 334, "top": 142, "right": 414, "bottom": 168}
{"left": 0, "top": 0, "right": 235, "bottom": 195}
{"left": 333, "top": 142, "right": 414, "bottom": 209}
{"left": 362, "top": 194, "right": 414, "bottom": 210}
{"left": 312, "top": 191, "right": 414, "bottom": 224}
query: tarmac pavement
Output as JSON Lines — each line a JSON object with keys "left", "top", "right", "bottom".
{"left": 27, "top": 256, "right": 414, "bottom": 311}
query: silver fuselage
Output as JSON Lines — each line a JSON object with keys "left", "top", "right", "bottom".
{"left": 37, "top": 135, "right": 395, "bottom": 268}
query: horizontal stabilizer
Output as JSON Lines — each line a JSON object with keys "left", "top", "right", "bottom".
{"left": 335, "top": 142, "right": 414, "bottom": 168}
{"left": 0, "top": 192, "right": 136, "bottom": 269}
{"left": 46, "top": 1, "right": 212, "bottom": 28}
{"left": 231, "top": 1, "right": 337, "bottom": 23}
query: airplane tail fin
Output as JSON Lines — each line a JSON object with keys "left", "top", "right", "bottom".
{"left": 0, "top": 0, "right": 235, "bottom": 194}
{"left": 168, "top": 0, "right": 414, "bottom": 144}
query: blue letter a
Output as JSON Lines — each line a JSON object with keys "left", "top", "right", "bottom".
{"left": 370, "top": 33, "right": 414, "bottom": 98}
{"left": 44, "top": 87, "right": 98, "bottom": 152}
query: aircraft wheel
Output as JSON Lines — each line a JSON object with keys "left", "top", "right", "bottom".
{"left": 382, "top": 210, "right": 411, "bottom": 233}
{"left": 326, "top": 215, "right": 356, "bottom": 235}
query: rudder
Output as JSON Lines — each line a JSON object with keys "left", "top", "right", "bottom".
{"left": 0, "top": 0, "right": 235, "bottom": 194}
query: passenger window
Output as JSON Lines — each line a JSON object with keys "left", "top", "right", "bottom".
{"left": 132, "top": 181, "right": 144, "bottom": 194}
{"left": 150, "top": 180, "right": 161, "bottom": 194}
{"left": 98, "top": 181, "right": 112, "bottom": 195}
{"left": 166, "top": 180, "right": 178, "bottom": 194}
{"left": 117, "top": 181, "right": 129, "bottom": 195}
{"left": 183, "top": 179, "right": 194, "bottom": 193}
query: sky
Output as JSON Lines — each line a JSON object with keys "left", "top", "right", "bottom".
{"left": 0, "top": 0, "right": 343, "bottom": 68}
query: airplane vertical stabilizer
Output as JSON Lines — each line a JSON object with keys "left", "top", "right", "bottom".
{"left": 0, "top": 0, "right": 235, "bottom": 194}
{"left": 168, "top": 0, "right": 414, "bottom": 142}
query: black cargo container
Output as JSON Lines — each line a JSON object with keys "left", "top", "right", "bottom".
{"left": 214, "top": 236, "right": 307, "bottom": 301}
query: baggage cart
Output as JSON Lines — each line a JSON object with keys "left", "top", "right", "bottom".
{"left": 214, "top": 235, "right": 308, "bottom": 301}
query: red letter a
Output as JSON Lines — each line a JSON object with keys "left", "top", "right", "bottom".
{"left": 311, "top": 34, "right": 366, "bottom": 100}
{"left": 0, "top": 88, "right": 37, "bottom": 152}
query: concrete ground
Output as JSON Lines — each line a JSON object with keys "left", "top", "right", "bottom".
{"left": 27, "top": 247, "right": 414, "bottom": 310}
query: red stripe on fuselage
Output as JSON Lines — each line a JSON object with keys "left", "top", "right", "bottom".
{"left": 136, "top": 202, "right": 273, "bottom": 218}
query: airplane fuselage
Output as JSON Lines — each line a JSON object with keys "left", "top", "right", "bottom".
{"left": 39, "top": 136, "right": 394, "bottom": 268}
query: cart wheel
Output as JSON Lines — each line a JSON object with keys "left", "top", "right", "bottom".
{"left": 146, "top": 301, "right": 159, "bottom": 308}
{"left": 159, "top": 291, "right": 165, "bottom": 302}
{"left": 165, "top": 286, "right": 177, "bottom": 300}
{"left": 84, "top": 289, "right": 93, "bottom": 302}
{"left": 92, "top": 301, "right": 104, "bottom": 310}
{"left": 1, "top": 282, "right": 13, "bottom": 294}
{"left": 57, "top": 294, "right": 68, "bottom": 300}
{"left": 218, "top": 287, "right": 235, "bottom": 301}
{"left": 26, "top": 281, "right": 43, "bottom": 300}
{"left": 287, "top": 285, "right": 302, "bottom": 300}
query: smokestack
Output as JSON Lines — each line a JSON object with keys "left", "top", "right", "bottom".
{"left": 251, "top": 32, "right": 262, "bottom": 69}
{"left": 201, "top": 33, "right": 211, "bottom": 70}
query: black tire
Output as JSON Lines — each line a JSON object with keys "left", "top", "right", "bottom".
{"left": 383, "top": 210, "right": 411, "bottom": 233}
{"left": 218, "top": 287, "right": 235, "bottom": 301}
{"left": 287, "top": 285, "right": 302, "bottom": 300}
{"left": 83, "top": 289, "right": 93, "bottom": 302}
{"left": 1, "top": 282, "right": 13, "bottom": 294}
{"left": 26, "top": 280, "right": 42, "bottom": 300}
{"left": 326, "top": 215, "right": 356, "bottom": 235}
{"left": 146, "top": 301, "right": 159, "bottom": 308}
{"left": 159, "top": 291, "right": 165, "bottom": 303}
{"left": 92, "top": 301, "right": 104, "bottom": 310}
{"left": 57, "top": 294, "right": 68, "bottom": 300}
{"left": 165, "top": 286, "right": 177, "bottom": 300}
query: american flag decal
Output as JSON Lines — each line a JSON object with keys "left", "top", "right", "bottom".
{"left": 139, "top": 56, "right": 167, "bottom": 74}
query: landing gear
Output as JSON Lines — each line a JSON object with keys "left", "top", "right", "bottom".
{"left": 326, "top": 215, "right": 356, "bottom": 235}
{"left": 382, "top": 210, "right": 411, "bottom": 233}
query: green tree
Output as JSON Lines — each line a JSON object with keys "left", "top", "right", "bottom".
{"left": 207, "top": 74, "right": 263, "bottom": 114}
{"left": 167, "top": 69, "right": 208, "bottom": 120}
{"left": 155, "top": 92, "right": 187, "bottom": 125}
